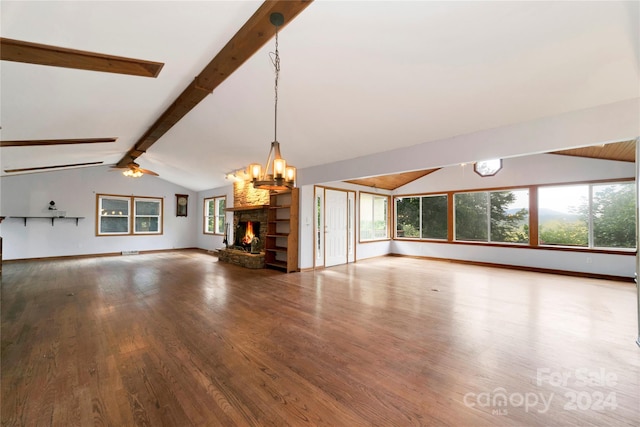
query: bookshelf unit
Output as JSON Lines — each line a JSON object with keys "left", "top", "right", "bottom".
{"left": 265, "top": 188, "right": 299, "bottom": 273}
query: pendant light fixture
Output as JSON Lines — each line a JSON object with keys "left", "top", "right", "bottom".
{"left": 248, "top": 12, "right": 296, "bottom": 191}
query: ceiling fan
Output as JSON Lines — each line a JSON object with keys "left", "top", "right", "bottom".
{"left": 111, "top": 162, "right": 159, "bottom": 178}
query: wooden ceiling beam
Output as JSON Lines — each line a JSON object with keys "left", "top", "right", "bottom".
{"left": 0, "top": 137, "right": 117, "bottom": 147}
{"left": 0, "top": 38, "right": 163, "bottom": 77}
{"left": 5, "top": 161, "right": 104, "bottom": 173}
{"left": 117, "top": 0, "right": 313, "bottom": 168}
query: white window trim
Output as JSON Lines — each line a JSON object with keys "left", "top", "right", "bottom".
{"left": 204, "top": 196, "right": 226, "bottom": 235}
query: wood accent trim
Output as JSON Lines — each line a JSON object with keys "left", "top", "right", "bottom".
{"left": 225, "top": 205, "right": 268, "bottom": 212}
{"left": 529, "top": 185, "right": 539, "bottom": 247}
{"left": 447, "top": 192, "right": 454, "bottom": 242}
{"left": 0, "top": 37, "right": 163, "bottom": 77}
{"left": 116, "top": 0, "right": 313, "bottom": 168}
{"left": 0, "top": 138, "right": 117, "bottom": 147}
{"left": 551, "top": 140, "right": 635, "bottom": 163}
{"left": 4, "top": 161, "right": 103, "bottom": 173}
{"left": 345, "top": 169, "right": 440, "bottom": 190}
{"left": 387, "top": 253, "right": 635, "bottom": 282}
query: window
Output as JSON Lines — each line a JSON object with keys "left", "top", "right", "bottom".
{"left": 359, "top": 193, "right": 389, "bottom": 241}
{"left": 395, "top": 195, "right": 448, "bottom": 240}
{"left": 538, "top": 185, "right": 588, "bottom": 247}
{"left": 395, "top": 197, "right": 420, "bottom": 238}
{"left": 421, "top": 195, "right": 448, "bottom": 239}
{"left": 454, "top": 189, "right": 529, "bottom": 243}
{"left": 97, "top": 194, "right": 163, "bottom": 236}
{"left": 394, "top": 180, "right": 633, "bottom": 252}
{"left": 134, "top": 198, "right": 162, "bottom": 234}
{"left": 474, "top": 159, "right": 503, "bottom": 177}
{"left": 592, "top": 183, "right": 635, "bottom": 249}
{"left": 204, "top": 196, "right": 226, "bottom": 235}
{"left": 539, "top": 182, "right": 635, "bottom": 249}
{"left": 98, "top": 196, "right": 130, "bottom": 235}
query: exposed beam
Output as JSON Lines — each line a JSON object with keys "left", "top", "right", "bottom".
{"left": 4, "top": 161, "right": 103, "bottom": 173}
{"left": 0, "top": 38, "right": 163, "bottom": 77}
{"left": 0, "top": 137, "right": 117, "bottom": 147}
{"left": 116, "top": 0, "right": 313, "bottom": 168}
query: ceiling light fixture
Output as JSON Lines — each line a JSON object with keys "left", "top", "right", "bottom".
{"left": 122, "top": 168, "right": 143, "bottom": 178}
{"left": 248, "top": 12, "right": 296, "bottom": 192}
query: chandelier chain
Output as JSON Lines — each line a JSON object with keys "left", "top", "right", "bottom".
{"left": 272, "top": 26, "right": 280, "bottom": 143}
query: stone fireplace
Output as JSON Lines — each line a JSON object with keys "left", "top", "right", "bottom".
{"left": 231, "top": 208, "right": 267, "bottom": 253}
{"left": 218, "top": 180, "right": 270, "bottom": 269}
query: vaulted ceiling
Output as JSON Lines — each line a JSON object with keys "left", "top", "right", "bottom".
{"left": 1, "top": 1, "right": 638, "bottom": 191}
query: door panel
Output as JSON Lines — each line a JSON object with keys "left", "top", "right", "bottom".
{"left": 325, "top": 189, "right": 348, "bottom": 267}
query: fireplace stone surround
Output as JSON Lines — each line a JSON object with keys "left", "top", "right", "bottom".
{"left": 218, "top": 205, "right": 268, "bottom": 269}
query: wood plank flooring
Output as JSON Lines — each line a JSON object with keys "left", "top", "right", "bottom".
{"left": 1, "top": 251, "right": 639, "bottom": 426}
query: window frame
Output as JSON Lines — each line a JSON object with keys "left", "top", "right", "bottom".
{"left": 204, "top": 195, "right": 226, "bottom": 235}
{"left": 133, "top": 197, "right": 163, "bottom": 235}
{"left": 392, "top": 178, "right": 634, "bottom": 255}
{"left": 96, "top": 194, "right": 163, "bottom": 236}
{"left": 395, "top": 194, "right": 449, "bottom": 240}
{"left": 359, "top": 192, "right": 390, "bottom": 242}
{"left": 453, "top": 189, "right": 530, "bottom": 245}
{"left": 538, "top": 181, "right": 635, "bottom": 251}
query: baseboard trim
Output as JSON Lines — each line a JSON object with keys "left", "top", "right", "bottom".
{"left": 2, "top": 248, "right": 201, "bottom": 263}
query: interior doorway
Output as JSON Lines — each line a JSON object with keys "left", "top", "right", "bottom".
{"left": 314, "top": 186, "right": 355, "bottom": 268}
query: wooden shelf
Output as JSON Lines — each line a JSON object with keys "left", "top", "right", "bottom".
{"left": 265, "top": 260, "right": 288, "bottom": 270}
{"left": 266, "top": 246, "right": 288, "bottom": 253}
{"left": 9, "top": 216, "right": 84, "bottom": 226}
{"left": 264, "top": 188, "right": 299, "bottom": 273}
{"left": 225, "top": 205, "right": 268, "bottom": 212}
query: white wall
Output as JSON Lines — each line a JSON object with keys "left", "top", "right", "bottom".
{"left": 299, "top": 98, "right": 639, "bottom": 185}
{"left": 0, "top": 166, "right": 198, "bottom": 260}
{"left": 196, "top": 184, "right": 234, "bottom": 252}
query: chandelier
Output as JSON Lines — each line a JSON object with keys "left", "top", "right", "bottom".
{"left": 248, "top": 12, "right": 296, "bottom": 192}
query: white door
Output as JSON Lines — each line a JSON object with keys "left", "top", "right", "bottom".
{"left": 325, "top": 189, "right": 348, "bottom": 267}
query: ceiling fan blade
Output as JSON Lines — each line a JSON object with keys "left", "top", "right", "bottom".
{"left": 0, "top": 37, "right": 164, "bottom": 78}
{"left": 139, "top": 168, "right": 159, "bottom": 177}
{"left": 4, "top": 161, "right": 104, "bottom": 173}
{"left": 0, "top": 137, "right": 118, "bottom": 147}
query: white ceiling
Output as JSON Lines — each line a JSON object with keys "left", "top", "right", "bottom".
{"left": 1, "top": 1, "right": 638, "bottom": 191}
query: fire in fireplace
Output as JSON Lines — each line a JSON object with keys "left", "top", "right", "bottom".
{"left": 235, "top": 221, "right": 261, "bottom": 252}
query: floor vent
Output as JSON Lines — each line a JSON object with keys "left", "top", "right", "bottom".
{"left": 121, "top": 250, "right": 139, "bottom": 256}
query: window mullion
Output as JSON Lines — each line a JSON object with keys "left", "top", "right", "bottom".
{"left": 487, "top": 192, "right": 491, "bottom": 243}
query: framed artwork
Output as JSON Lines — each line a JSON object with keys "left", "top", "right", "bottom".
{"left": 176, "top": 194, "right": 188, "bottom": 217}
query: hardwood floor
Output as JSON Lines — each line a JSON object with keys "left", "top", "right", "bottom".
{"left": 1, "top": 251, "right": 638, "bottom": 426}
